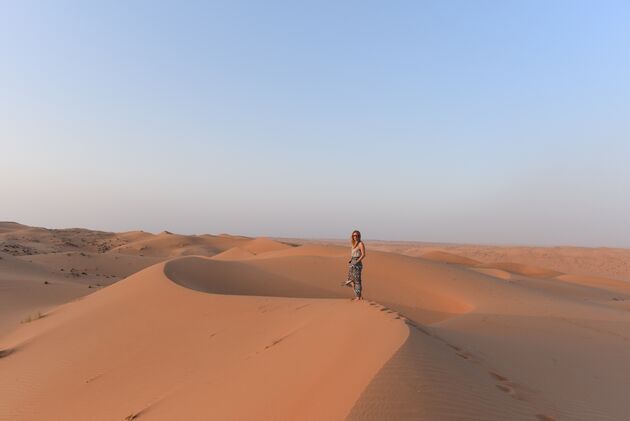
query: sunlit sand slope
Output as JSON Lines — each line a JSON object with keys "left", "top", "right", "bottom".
{"left": 3, "top": 226, "right": 630, "bottom": 420}
{"left": 0, "top": 257, "right": 407, "bottom": 421}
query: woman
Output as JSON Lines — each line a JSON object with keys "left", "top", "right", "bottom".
{"left": 343, "top": 230, "right": 365, "bottom": 300}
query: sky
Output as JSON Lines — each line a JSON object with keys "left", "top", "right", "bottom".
{"left": 1, "top": 1, "right": 629, "bottom": 247}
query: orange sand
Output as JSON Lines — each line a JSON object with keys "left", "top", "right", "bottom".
{"left": 2, "top": 223, "right": 630, "bottom": 420}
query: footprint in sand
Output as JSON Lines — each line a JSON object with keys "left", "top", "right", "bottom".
{"left": 489, "top": 371, "right": 508, "bottom": 382}
{"left": 0, "top": 348, "right": 14, "bottom": 358}
{"left": 446, "top": 343, "right": 462, "bottom": 352}
{"left": 456, "top": 351, "right": 472, "bottom": 360}
{"left": 495, "top": 383, "right": 512, "bottom": 393}
{"left": 489, "top": 371, "right": 527, "bottom": 401}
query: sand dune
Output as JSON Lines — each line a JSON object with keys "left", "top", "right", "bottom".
{"left": 0, "top": 222, "right": 30, "bottom": 234}
{"left": 107, "top": 232, "right": 238, "bottom": 257}
{"left": 240, "top": 237, "right": 293, "bottom": 255}
{"left": 3, "top": 223, "right": 630, "bottom": 420}
{"left": 0, "top": 258, "right": 407, "bottom": 421}
{"left": 419, "top": 250, "right": 481, "bottom": 266}
{"left": 472, "top": 267, "right": 513, "bottom": 280}
{"left": 250, "top": 243, "right": 348, "bottom": 259}
{"left": 105, "top": 232, "right": 293, "bottom": 259}
{"left": 0, "top": 252, "right": 88, "bottom": 336}
{"left": 475, "top": 261, "right": 563, "bottom": 278}
{"left": 210, "top": 246, "right": 255, "bottom": 261}
{"left": 363, "top": 241, "right": 630, "bottom": 283}
{"left": 166, "top": 256, "right": 338, "bottom": 298}
{"left": 554, "top": 273, "right": 630, "bottom": 293}
{"left": 24, "top": 252, "right": 163, "bottom": 283}
{"left": 0, "top": 252, "right": 56, "bottom": 281}
{"left": 0, "top": 224, "right": 246, "bottom": 338}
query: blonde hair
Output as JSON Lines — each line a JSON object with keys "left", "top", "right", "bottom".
{"left": 351, "top": 230, "right": 361, "bottom": 247}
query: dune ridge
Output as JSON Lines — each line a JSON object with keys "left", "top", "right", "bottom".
{"left": 3, "top": 223, "right": 630, "bottom": 420}
{"left": 0, "top": 256, "right": 408, "bottom": 420}
{"left": 0, "top": 224, "right": 294, "bottom": 339}
{"left": 362, "top": 240, "right": 630, "bottom": 283}
{"left": 210, "top": 246, "right": 255, "bottom": 261}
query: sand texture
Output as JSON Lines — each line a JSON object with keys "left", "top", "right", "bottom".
{"left": 2, "top": 223, "right": 630, "bottom": 420}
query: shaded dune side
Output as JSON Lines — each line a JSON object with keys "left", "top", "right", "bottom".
{"left": 247, "top": 252, "right": 477, "bottom": 324}
{"left": 347, "top": 325, "right": 537, "bottom": 421}
{"left": 165, "top": 257, "right": 342, "bottom": 299}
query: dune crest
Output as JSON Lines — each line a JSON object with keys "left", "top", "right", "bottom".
{"left": 472, "top": 267, "right": 513, "bottom": 280}
{"left": 211, "top": 247, "right": 255, "bottom": 261}
{"left": 476, "top": 261, "right": 563, "bottom": 278}
{"left": 241, "top": 237, "right": 293, "bottom": 255}
{"left": 420, "top": 250, "right": 481, "bottom": 266}
{"left": 0, "top": 257, "right": 408, "bottom": 421}
{"left": 4, "top": 223, "right": 630, "bottom": 420}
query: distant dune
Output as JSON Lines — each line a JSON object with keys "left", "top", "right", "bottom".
{"left": 211, "top": 246, "right": 255, "bottom": 261}
{"left": 2, "top": 223, "right": 630, "bottom": 420}
{"left": 419, "top": 250, "right": 481, "bottom": 266}
{"left": 240, "top": 237, "right": 293, "bottom": 254}
{"left": 475, "top": 261, "right": 563, "bottom": 279}
{"left": 366, "top": 241, "right": 630, "bottom": 283}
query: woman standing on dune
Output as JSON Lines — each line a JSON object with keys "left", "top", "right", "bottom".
{"left": 343, "top": 230, "right": 365, "bottom": 300}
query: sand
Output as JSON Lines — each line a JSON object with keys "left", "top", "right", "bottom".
{"left": 2, "top": 223, "right": 630, "bottom": 420}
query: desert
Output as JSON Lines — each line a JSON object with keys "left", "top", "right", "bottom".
{"left": 2, "top": 222, "right": 630, "bottom": 420}
{"left": 4, "top": 3, "right": 629, "bottom": 419}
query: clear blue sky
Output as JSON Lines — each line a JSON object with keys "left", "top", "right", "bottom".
{"left": 2, "top": 1, "right": 629, "bottom": 246}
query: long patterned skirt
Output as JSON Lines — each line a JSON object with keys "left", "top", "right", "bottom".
{"left": 347, "top": 257, "right": 363, "bottom": 298}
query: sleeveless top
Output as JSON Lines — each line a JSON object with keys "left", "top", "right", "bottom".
{"left": 351, "top": 243, "right": 362, "bottom": 258}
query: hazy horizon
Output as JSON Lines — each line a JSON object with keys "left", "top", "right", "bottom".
{"left": 2, "top": 219, "right": 628, "bottom": 250}
{"left": 2, "top": 1, "right": 629, "bottom": 248}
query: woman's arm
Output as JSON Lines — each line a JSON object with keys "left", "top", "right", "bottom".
{"left": 355, "top": 242, "right": 366, "bottom": 264}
